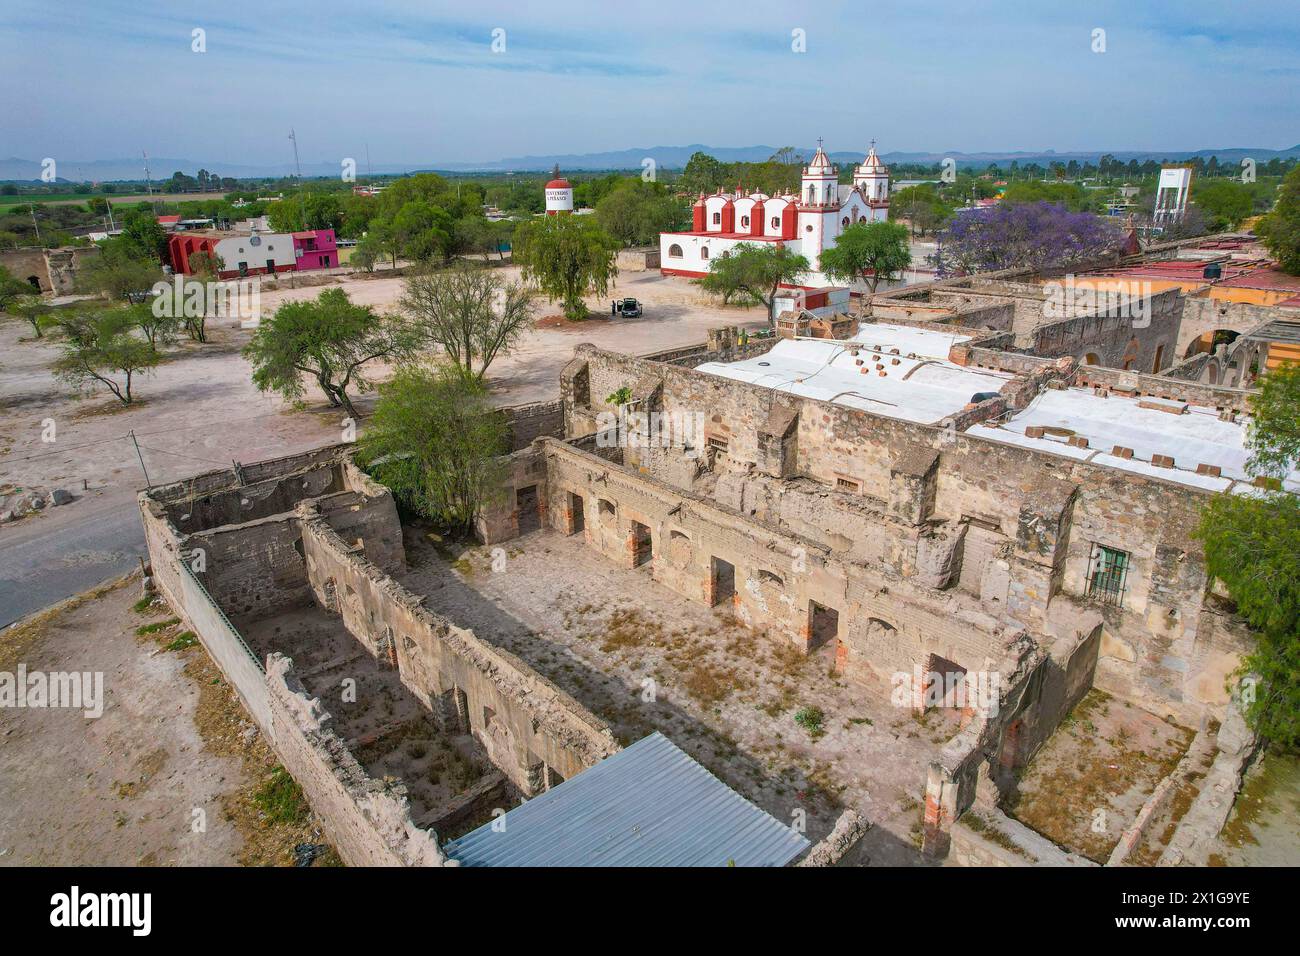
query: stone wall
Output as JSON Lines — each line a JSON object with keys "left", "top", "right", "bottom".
{"left": 502, "top": 399, "right": 565, "bottom": 450}
{"left": 1177, "top": 296, "right": 1281, "bottom": 359}
{"left": 560, "top": 344, "right": 1254, "bottom": 725}
{"left": 141, "top": 443, "right": 620, "bottom": 864}
{"left": 266, "top": 655, "right": 448, "bottom": 867}
{"left": 297, "top": 510, "right": 618, "bottom": 792}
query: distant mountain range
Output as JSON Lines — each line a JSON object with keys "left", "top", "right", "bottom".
{"left": 3, "top": 144, "right": 1299, "bottom": 182}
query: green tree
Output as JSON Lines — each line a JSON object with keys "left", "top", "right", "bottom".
{"left": 243, "top": 287, "right": 417, "bottom": 418}
{"left": 697, "top": 243, "right": 810, "bottom": 323}
{"left": 1258, "top": 166, "right": 1300, "bottom": 275}
{"left": 358, "top": 364, "right": 508, "bottom": 536}
{"left": 1196, "top": 362, "right": 1300, "bottom": 748}
{"left": 399, "top": 263, "right": 534, "bottom": 382}
{"left": 129, "top": 300, "right": 180, "bottom": 349}
{"left": 1192, "top": 179, "right": 1254, "bottom": 231}
{"left": 118, "top": 210, "right": 168, "bottom": 262}
{"left": 512, "top": 215, "right": 620, "bottom": 320}
{"left": 680, "top": 151, "right": 726, "bottom": 195}
{"left": 0, "top": 264, "right": 33, "bottom": 312}
{"left": 6, "top": 294, "right": 50, "bottom": 338}
{"left": 391, "top": 201, "right": 455, "bottom": 263}
{"left": 595, "top": 182, "right": 688, "bottom": 246}
{"left": 52, "top": 311, "right": 159, "bottom": 405}
{"left": 819, "top": 221, "right": 912, "bottom": 293}
{"left": 76, "top": 244, "right": 165, "bottom": 301}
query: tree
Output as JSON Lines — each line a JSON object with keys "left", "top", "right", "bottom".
{"left": 820, "top": 221, "right": 912, "bottom": 293}
{"left": 118, "top": 210, "right": 168, "bottom": 262}
{"left": 1246, "top": 361, "right": 1300, "bottom": 480}
{"left": 243, "top": 287, "right": 417, "bottom": 418}
{"left": 697, "top": 243, "right": 810, "bottom": 323}
{"left": 595, "top": 182, "right": 688, "bottom": 246}
{"left": 52, "top": 311, "right": 159, "bottom": 405}
{"left": 128, "top": 300, "right": 180, "bottom": 349}
{"left": 0, "top": 265, "right": 33, "bottom": 312}
{"left": 936, "top": 201, "right": 1123, "bottom": 276}
{"left": 1258, "top": 166, "right": 1300, "bottom": 275}
{"left": 399, "top": 263, "right": 534, "bottom": 382}
{"left": 1192, "top": 180, "right": 1254, "bottom": 231}
{"left": 180, "top": 251, "right": 225, "bottom": 342}
{"left": 6, "top": 294, "right": 50, "bottom": 338}
{"left": 75, "top": 245, "right": 164, "bottom": 301}
{"left": 512, "top": 215, "right": 620, "bottom": 320}
{"left": 1196, "top": 362, "right": 1300, "bottom": 748}
{"left": 680, "top": 151, "right": 726, "bottom": 195}
{"left": 358, "top": 364, "right": 509, "bottom": 536}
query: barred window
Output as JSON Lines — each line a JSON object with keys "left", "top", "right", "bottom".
{"left": 1087, "top": 544, "right": 1129, "bottom": 606}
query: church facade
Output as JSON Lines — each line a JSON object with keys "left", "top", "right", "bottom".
{"left": 659, "top": 141, "right": 890, "bottom": 282}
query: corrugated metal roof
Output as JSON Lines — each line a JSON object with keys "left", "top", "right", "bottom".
{"left": 443, "top": 733, "right": 810, "bottom": 867}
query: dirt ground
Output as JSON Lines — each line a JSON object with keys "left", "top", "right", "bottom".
{"left": 0, "top": 574, "right": 338, "bottom": 866}
{"left": 1003, "top": 688, "right": 1195, "bottom": 862}
{"left": 0, "top": 267, "right": 763, "bottom": 522}
{"left": 400, "top": 526, "right": 954, "bottom": 865}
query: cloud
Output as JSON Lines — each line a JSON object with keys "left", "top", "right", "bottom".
{"left": 1, "top": 0, "right": 1296, "bottom": 166}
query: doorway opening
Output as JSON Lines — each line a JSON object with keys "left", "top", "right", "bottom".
{"left": 710, "top": 557, "right": 735, "bottom": 606}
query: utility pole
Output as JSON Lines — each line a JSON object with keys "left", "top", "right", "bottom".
{"left": 29, "top": 202, "right": 40, "bottom": 242}
{"left": 143, "top": 151, "right": 158, "bottom": 213}
{"left": 128, "top": 430, "right": 152, "bottom": 488}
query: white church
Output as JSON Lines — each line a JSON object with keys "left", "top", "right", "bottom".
{"left": 659, "top": 140, "right": 890, "bottom": 284}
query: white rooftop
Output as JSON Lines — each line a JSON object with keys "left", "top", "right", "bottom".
{"left": 696, "top": 326, "right": 1011, "bottom": 425}
{"left": 969, "top": 387, "right": 1300, "bottom": 494}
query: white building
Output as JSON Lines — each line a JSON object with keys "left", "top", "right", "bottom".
{"left": 660, "top": 140, "right": 890, "bottom": 283}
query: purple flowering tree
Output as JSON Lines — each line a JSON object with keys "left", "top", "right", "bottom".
{"left": 935, "top": 201, "right": 1125, "bottom": 276}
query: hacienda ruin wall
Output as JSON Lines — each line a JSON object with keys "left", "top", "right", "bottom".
{"left": 557, "top": 344, "right": 1253, "bottom": 726}
{"left": 139, "top": 445, "right": 617, "bottom": 865}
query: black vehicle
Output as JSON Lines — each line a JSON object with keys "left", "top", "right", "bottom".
{"left": 611, "top": 297, "right": 643, "bottom": 318}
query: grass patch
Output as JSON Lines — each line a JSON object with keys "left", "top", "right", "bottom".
{"left": 135, "top": 617, "right": 180, "bottom": 636}
{"left": 252, "top": 766, "right": 311, "bottom": 826}
{"left": 795, "top": 706, "right": 826, "bottom": 739}
{"left": 165, "top": 631, "right": 198, "bottom": 651}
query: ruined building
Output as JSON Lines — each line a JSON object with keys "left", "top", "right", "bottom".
{"left": 141, "top": 263, "right": 1293, "bottom": 865}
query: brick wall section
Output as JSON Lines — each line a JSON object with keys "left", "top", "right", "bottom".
{"left": 298, "top": 510, "right": 618, "bottom": 792}
{"left": 560, "top": 345, "right": 1255, "bottom": 723}
{"left": 501, "top": 400, "right": 565, "bottom": 450}
{"left": 265, "top": 654, "right": 448, "bottom": 867}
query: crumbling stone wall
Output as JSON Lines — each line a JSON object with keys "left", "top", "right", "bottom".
{"left": 1177, "top": 296, "right": 1281, "bottom": 359}
{"left": 559, "top": 345, "right": 1254, "bottom": 725}
{"left": 266, "top": 655, "right": 448, "bottom": 867}
{"left": 298, "top": 510, "right": 617, "bottom": 793}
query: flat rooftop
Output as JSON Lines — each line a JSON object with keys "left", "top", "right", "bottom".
{"left": 696, "top": 324, "right": 1011, "bottom": 425}
{"left": 969, "top": 387, "right": 1300, "bottom": 493}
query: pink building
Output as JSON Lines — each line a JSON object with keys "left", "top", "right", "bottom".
{"left": 292, "top": 229, "right": 338, "bottom": 271}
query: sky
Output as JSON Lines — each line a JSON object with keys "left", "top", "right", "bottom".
{"left": 2, "top": 0, "right": 1298, "bottom": 171}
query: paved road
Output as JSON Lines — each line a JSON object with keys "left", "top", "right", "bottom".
{"left": 0, "top": 497, "right": 145, "bottom": 628}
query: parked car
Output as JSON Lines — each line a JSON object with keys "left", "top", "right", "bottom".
{"left": 611, "top": 297, "right": 643, "bottom": 318}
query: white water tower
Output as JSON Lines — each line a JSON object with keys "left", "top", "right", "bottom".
{"left": 544, "top": 164, "right": 573, "bottom": 215}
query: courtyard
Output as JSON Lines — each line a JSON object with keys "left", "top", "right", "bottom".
{"left": 399, "top": 525, "right": 962, "bottom": 865}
